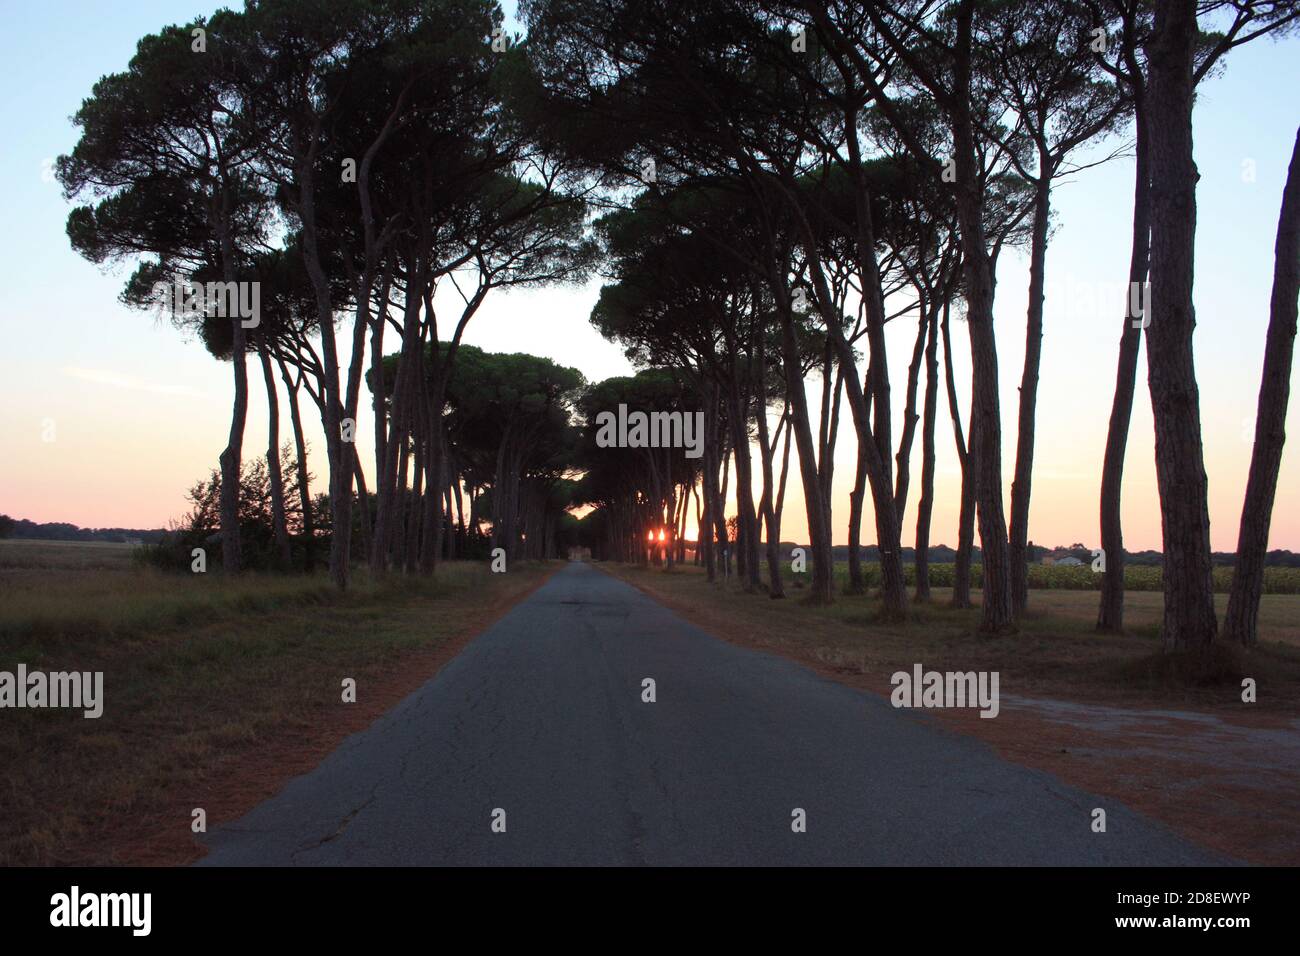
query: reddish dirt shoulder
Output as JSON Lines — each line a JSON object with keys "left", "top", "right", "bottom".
{"left": 106, "top": 567, "right": 557, "bottom": 866}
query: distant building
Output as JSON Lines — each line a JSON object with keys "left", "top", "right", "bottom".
{"left": 1055, "top": 556, "right": 1085, "bottom": 567}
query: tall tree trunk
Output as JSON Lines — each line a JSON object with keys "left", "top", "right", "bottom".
{"left": 915, "top": 305, "right": 940, "bottom": 602}
{"left": 1224, "top": 128, "right": 1300, "bottom": 645}
{"left": 446, "top": 474, "right": 459, "bottom": 561}
{"left": 754, "top": 391, "right": 786, "bottom": 598}
{"left": 941, "top": 303, "right": 975, "bottom": 608}
{"left": 297, "top": 185, "right": 351, "bottom": 590}
{"left": 701, "top": 385, "right": 723, "bottom": 581}
{"left": 418, "top": 348, "right": 442, "bottom": 575}
{"left": 1145, "top": 0, "right": 1217, "bottom": 651}
{"left": 774, "top": 412, "right": 792, "bottom": 549}
{"left": 1009, "top": 174, "right": 1052, "bottom": 616}
{"left": 957, "top": 221, "right": 1012, "bottom": 630}
{"left": 701, "top": 397, "right": 718, "bottom": 581}
{"left": 430, "top": 425, "right": 448, "bottom": 566}
{"left": 817, "top": 350, "right": 835, "bottom": 501}
{"left": 394, "top": 436, "right": 410, "bottom": 571}
{"left": 405, "top": 418, "right": 424, "bottom": 574}
{"left": 846, "top": 439, "right": 868, "bottom": 594}
{"left": 372, "top": 267, "right": 424, "bottom": 573}
{"left": 776, "top": 290, "right": 834, "bottom": 602}
{"left": 819, "top": 365, "right": 845, "bottom": 550}
{"left": 728, "top": 383, "right": 762, "bottom": 592}
{"left": 217, "top": 226, "right": 247, "bottom": 575}
{"left": 352, "top": 443, "right": 371, "bottom": 564}
{"left": 804, "top": 254, "right": 906, "bottom": 617}
{"left": 277, "top": 355, "right": 314, "bottom": 573}
{"left": 894, "top": 309, "right": 930, "bottom": 532}
{"left": 951, "top": 2, "right": 1012, "bottom": 632}
{"left": 258, "top": 346, "right": 291, "bottom": 568}
{"left": 664, "top": 464, "right": 678, "bottom": 570}
{"left": 1097, "top": 114, "right": 1153, "bottom": 633}
{"left": 368, "top": 281, "right": 390, "bottom": 571}
{"left": 717, "top": 413, "right": 734, "bottom": 578}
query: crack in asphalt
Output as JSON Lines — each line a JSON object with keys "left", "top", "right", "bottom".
{"left": 290, "top": 786, "right": 379, "bottom": 863}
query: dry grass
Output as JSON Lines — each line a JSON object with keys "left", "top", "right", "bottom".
{"left": 604, "top": 563, "right": 1300, "bottom": 711}
{"left": 1021, "top": 585, "right": 1300, "bottom": 647}
{"left": 0, "top": 538, "right": 140, "bottom": 570}
{"left": 0, "top": 549, "right": 555, "bottom": 865}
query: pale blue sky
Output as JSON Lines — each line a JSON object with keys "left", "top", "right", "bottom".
{"left": 1, "top": 1, "right": 1297, "bottom": 552}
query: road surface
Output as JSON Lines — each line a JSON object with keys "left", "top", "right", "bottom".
{"left": 199, "top": 562, "right": 1228, "bottom": 866}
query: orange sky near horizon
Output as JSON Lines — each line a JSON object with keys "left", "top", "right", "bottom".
{"left": 2, "top": 15, "right": 1297, "bottom": 554}
{"left": 3, "top": 298, "right": 1297, "bottom": 554}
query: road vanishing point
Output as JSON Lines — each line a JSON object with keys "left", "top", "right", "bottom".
{"left": 200, "top": 562, "right": 1225, "bottom": 866}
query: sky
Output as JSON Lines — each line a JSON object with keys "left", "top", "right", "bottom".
{"left": 1, "top": 1, "right": 1298, "bottom": 552}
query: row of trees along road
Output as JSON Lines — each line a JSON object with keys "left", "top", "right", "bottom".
{"left": 57, "top": 0, "right": 1299, "bottom": 651}
{"left": 59, "top": 0, "right": 597, "bottom": 589}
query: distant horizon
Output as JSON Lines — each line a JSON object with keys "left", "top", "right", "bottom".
{"left": 3, "top": 1, "right": 1299, "bottom": 554}
{"left": 10, "top": 514, "right": 1300, "bottom": 562}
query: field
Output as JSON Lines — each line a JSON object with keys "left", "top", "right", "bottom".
{"left": 5, "top": 540, "right": 1297, "bottom": 866}
{"left": 836, "top": 559, "right": 1300, "bottom": 593}
{"left": 0, "top": 539, "right": 556, "bottom": 865}
{"left": 612, "top": 561, "right": 1300, "bottom": 707}
{"left": 0, "top": 537, "right": 143, "bottom": 569}
{"left": 819, "top": 563, "right": 1300, "bottom": 646}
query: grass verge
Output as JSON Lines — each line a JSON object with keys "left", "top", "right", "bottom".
{"left": 604, "top": 563, "right": 1300, "bottom": 710}
{"left": 0, "top": 556, "right": 557, "bottom": 865}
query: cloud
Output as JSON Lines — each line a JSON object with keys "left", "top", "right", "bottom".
{"left": 62, "top": 366, "right": 208, "bottom": 399}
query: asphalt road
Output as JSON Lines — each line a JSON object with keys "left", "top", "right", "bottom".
{"left": 199, "top": 561, "right": 1228, "bottom": 866}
